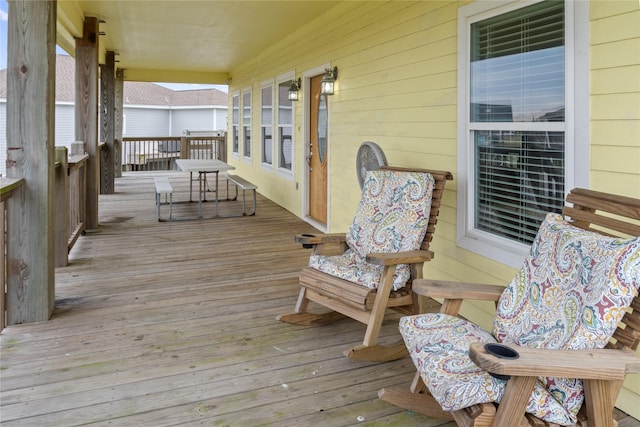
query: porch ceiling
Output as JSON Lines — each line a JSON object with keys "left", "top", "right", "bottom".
{"left": 56, "top": 0, "right": 339, "bottom": 85}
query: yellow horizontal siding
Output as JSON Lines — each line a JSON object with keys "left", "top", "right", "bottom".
{"left": 591, "top": 120, "right": 640, "bottom": 145}
{"left": 592, "top": 93, "right": 640, "bottom": 120}
{"left": 591, "top": 66, "right": 640, "bottom": 95}
{"left": 591, "top": 0, "right": 639, "bottom": 18}
{"left": 591, "top": 38, "right": 640, "bottom": 69}
{"left": 590, "top": 8, "right": 640, "bottom": 44}
{"left": 591, "top": 145, "right": 640, "bottom": 174}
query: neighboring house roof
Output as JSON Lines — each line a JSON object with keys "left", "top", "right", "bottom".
{"left": 0, "top": 55, "right": 228, "bottom": 106}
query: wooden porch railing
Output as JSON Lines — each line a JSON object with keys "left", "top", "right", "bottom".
{"left": 54, "top": 144, "right": 89, "bottom": 268}
{"left": 120, "top": 135, "right": 227, "bottom": 172}
{"left": 2, "top": 146, "right": 87, "bottom": 329}
{"left": 0, "top": 177, "right": 25, "bottom": 331}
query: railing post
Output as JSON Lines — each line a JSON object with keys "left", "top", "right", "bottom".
{"left": 181, "top": 136, "right": 189, "bottom": 160}
{"left": 54, "top": 147, "right": 69, "bottom": 267}
{"left": 114, "top": 138, "right": 122, "bottom": 177}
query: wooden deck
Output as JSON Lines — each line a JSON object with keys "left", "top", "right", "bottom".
{"left": 0, "top": 172, "right": 638, "bottom": 426}
{"left": 0, "top": 172, "right": 454, "bottom": 426}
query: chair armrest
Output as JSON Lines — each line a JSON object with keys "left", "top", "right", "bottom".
{"left": 412, "top": 279, "right": 505, "bottom": 301}
{"left": 294, "top": 233, "right": 346, "bottom": 248}
{"left": 469, "top": 342, "right": 640, "bottom": 381}
{"left": 366, "top": 250, "right": 434, "bottom": 266}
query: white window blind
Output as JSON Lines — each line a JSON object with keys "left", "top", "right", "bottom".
{"left": 261, "top": 85, "right": 273, "bottom": 165}
{"left": 231, "top": 94, "right": 239, "bottom": 155}
{"left": 242, "top": 91, "right": 252, "bottom": 159}
{"left": 470, "top": 0, "right": 565, "bottom": 245}
{"left": 277, "top": 80, "right": 293, "bottom": 171}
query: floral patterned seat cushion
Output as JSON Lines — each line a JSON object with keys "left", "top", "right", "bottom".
{"left": 401, "top": 213, "right": 640, "bottom": 425}
{"left": 308, "top": 170, "right": 435, "bottom": 291}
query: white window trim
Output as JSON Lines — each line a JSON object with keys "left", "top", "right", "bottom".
{"left": 456, "top": 0, "right": 589, "bottom": 268}
{"left": 241, "top": 87, "right": 252, "bottom": 164}
{"left": 260, "top": 79, "right": 275, "bottom": 171}
{"left": 231, "top": 91, "right": 240, "bottom": 160}
{"left": 276, "top": 71, "right": 296, "bottom": 180}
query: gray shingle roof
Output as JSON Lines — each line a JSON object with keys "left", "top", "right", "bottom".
{"left": 0, "top": 55, "right": 228, "bottom": 106}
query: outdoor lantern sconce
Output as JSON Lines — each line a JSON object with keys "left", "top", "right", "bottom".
{"left": 321, "top": 66, "right": 338, "bottom": 95}
{"left": 288, "top": 78, "right": 301, "bottom": 101}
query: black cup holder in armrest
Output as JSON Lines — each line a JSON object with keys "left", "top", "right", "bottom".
{"left": 484, "top": 343, "right": 519, "bottom": 381}
{"left": 300, "top": 234, "right": 317, "bottom": 249}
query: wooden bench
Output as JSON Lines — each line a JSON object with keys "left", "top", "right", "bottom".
{"left": 226, "top": 174, "right": 257, "bottom": 216}
{"left": 154, "top": 176, "right": 173, "bottom": 221}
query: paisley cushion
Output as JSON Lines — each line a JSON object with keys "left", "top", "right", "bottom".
{"left": 401, "top": 213, "right": 640, "bottom": 425}
{"left": 309, "top": 170, "right": 435, "bottom": 291}
{"left": 309, "top": 249, "right": 411, "bottom": 291}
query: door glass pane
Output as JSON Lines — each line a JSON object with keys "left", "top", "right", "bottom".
{"left": 317, "top": 95, "right": 327, "bottom": 164}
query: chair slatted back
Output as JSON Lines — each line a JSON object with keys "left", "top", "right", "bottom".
{"left": 564, "top": 188, "right": 640, "bottom": 351}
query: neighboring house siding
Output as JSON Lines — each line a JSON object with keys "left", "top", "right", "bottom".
{"left": 214, "top": 108, "right": 227, "bottom": 131}
{"left": 171, "top": 107, "right": 214, "bottom": 136}
{"left": 0, "top": 101, "right": 77, "bottom": 176}
{"left": 227, "top": 0, "right": 640, "bottom": 417}
{"left": 123, "top": 107, "right": 171, "bottom": 137}
{"left": 55, "top": 104, "right": 76, "bottom": 148}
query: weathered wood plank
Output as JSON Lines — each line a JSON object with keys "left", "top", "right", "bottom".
{"left": 75, "top": 16, "right": 99, "bottom": 230}
{"left": 5, "top": 0, "right": 57, "bottom": 324}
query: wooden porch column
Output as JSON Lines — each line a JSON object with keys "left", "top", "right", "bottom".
{"left": 75, "top": 16, "right": 99, "bottom": 229}
{"left": 5, "top": 0, "right": 57, "bottom": 324}
{"left": 115, "top": 68, "right": 124, "bottom": 178}
{"left": 100, "top": 50, "right": 116, "bottom": 194}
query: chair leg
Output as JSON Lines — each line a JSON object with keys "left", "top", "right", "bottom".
{"left": 276, "top": 287, "right": 347, "bottom": 326}
{"left": 583, "top": 379, "right": 618, "bottom": 427}
{"left": 492, "top": 376, "right": 537, "bottom": 427}
{"left": 378, "top": 372, "right": 455, "bottom": 420}
{"left": 346, "top": 266, "right": 409, "bottom": 362}
{"left": 345, "top": 342, "right": 408, "bottom": 362}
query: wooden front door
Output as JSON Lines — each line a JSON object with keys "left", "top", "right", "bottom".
{"left": 308, "top": 74, "right": 328, "bottom": 224}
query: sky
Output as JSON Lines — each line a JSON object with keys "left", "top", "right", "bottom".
{"left": 0, "top": 0, "right": 227, "bottom": 93}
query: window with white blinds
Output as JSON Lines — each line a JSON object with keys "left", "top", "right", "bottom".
{"left": 242, "top": 90, "right": 252, "bottom": 160}
{"left": 470, "top": 0, "right": 565, "bottom": 245}
{"left": 277, "top": 79, "right": 294, "bottom": 172}
{"left": 260, "top": 83, "right": 273, "bottom": 166}
{"left": 231, "top": 94, "right": 239, "bottom": 156}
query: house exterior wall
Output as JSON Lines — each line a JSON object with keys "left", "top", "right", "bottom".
{"left": 122, "top": 106, "right": 171, "bottom": 137}
{"left": 55, "top": 103, "right": 76, "bottom": 148}
{"left": 227, "top": 0, "right": 640, "bottom": 417}
{"left": 171, "top": 107, "right": 216, "bottom": 136}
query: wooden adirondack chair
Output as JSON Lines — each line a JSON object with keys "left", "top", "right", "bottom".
{"left": 379, "top": 188, "right": 640, "bottom": 426}
{"left": 277, "top": 166, "right": 453, "bottom": 362}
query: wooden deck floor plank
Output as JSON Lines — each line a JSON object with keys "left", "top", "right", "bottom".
{"left": 1, "top": 337, "right": 402, "bottom": 423}
{"left": 3, "top": 353, "right": 418, "bottom": 426}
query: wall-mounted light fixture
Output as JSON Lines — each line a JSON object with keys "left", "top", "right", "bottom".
{"left": 321, "top": 66, "right": 338, "bottom": 95}
{"left": 288, "top": 78, "right": 301, "bottom": 101}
